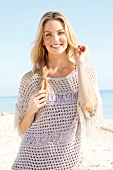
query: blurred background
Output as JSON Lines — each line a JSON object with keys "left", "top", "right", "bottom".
{"left": 0, "top": 0, "right": 113, "bottom": 119}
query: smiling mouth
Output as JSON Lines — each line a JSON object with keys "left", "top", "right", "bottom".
{"left": 51, "top": 44, "right": 62, "bottom": 48}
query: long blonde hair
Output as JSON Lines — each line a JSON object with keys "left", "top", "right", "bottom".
{"left": 30, "top": 11, "right": 79, "bottom": 92}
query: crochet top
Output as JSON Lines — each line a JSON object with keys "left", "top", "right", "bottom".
{"left": 12, "top": 66, "right": 103, "bottom": 170}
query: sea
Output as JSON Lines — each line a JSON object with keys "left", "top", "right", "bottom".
{"left": 0, "top": 90, "right": 113, "bottom": 119}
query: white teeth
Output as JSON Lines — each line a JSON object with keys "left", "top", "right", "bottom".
{"left": 52, "top": 44, "right": 61, "bottom": 48}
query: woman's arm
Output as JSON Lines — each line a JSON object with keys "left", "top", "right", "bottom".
{"left": 76, "top": 46, "right": 97, "bottom": 113}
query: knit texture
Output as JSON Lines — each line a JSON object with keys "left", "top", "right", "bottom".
{"left": 12, "top": 66, "right": 103, "bottom": 170}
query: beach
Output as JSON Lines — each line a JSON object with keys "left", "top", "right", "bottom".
{"left": 0, "top": 113, "right": 113, "bottom": 170}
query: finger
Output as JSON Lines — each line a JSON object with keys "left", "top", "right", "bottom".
{"left": 34, "top": 90, "right": 46, "bottom": 97}
{"left": 30, "top": 93, "right": 46, "bottom": 105}
{"left": 37, "top": 93, "right": 46, "bottom": 100}
{"left": 78, "top": 45, "right": 86, "bottom": 52}
{"left": 38, "top": 98, "right": 46, "bottom": 104}
{"left": 81, "top": 46, "right": 85, "bottom": 52}
{"left": 39, "top": 102, "right": 46, "bottom": 108}
{"left": 38, "top": 90, "right": 46, "bottom": 94}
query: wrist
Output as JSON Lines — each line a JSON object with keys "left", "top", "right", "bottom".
{"left": 25, "top": 108, "right": 35, "bottom": 119}
{"left": 76, "top": 60, "right": 85, "bottom": 68}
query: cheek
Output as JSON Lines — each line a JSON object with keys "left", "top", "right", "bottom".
{"left": 61, "top": 35, "right": 67, "bottom": 44}
{"left": 43, "top": 41, "right": 49, "bottom": 47}
{"left": 43, "top": 38, "right": 51, "bottom": 47}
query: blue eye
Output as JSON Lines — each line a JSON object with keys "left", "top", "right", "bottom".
{"left": 58, "top": 31, "right": 64, "bottom": 35}
{"left": 46, "top": 33, "right": 51, "bottom": 37}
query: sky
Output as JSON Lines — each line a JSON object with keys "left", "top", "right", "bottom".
{"left": 0, "top": 0, "right": 113, "bottom": 97}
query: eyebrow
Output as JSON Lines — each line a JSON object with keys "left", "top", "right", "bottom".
{"left": 44, "top": 29, "right": 64, "bottom": 33}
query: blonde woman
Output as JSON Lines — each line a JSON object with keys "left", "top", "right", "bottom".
{"left": 12, "top": 11, "right": 103, "bottom": 170}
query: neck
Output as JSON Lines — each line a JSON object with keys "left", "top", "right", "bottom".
{"left": 47, "top": 53, "right": 69, "bottom": 69}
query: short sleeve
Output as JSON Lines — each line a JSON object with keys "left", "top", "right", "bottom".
{"left": 14, "top": 73, "right": 32, "bottom": 136}
{"left": 77, "top": 66, "right": 103, "bottom": 136}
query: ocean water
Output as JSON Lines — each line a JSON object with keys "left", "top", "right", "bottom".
{"left": 100, "top": 90, "right": 113, "bottom": 119}
{"left": 0, "top": 90, "right": 113, "bottom": 119}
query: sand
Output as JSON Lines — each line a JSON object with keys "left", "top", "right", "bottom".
{"left": 0, "top": 113, "right": 113, "bottom": 170}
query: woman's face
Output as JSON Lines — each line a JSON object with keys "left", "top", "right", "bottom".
{"left": 43, "top": 20, "right": 68, "bottom": 56}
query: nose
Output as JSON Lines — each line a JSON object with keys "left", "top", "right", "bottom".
{"left": 52, "top": 33, "right": 59, "bottom": 42}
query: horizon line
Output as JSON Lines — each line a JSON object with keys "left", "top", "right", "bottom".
{"left": 0, "top": 89, "right": 113, "bottom": 98}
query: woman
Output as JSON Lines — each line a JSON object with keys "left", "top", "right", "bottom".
{"left": 12, "top": 11, "right": 103, "bottom": 170}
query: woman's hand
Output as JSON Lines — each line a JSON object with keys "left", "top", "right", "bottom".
{"left": 26, "top": 90, "right": 46, "bottom": 116}
{"left": 76, "top": 45, "right": 90, "bottom": 64}
{"left": 19, "top": 90, "right": 47, "bottom": 135}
